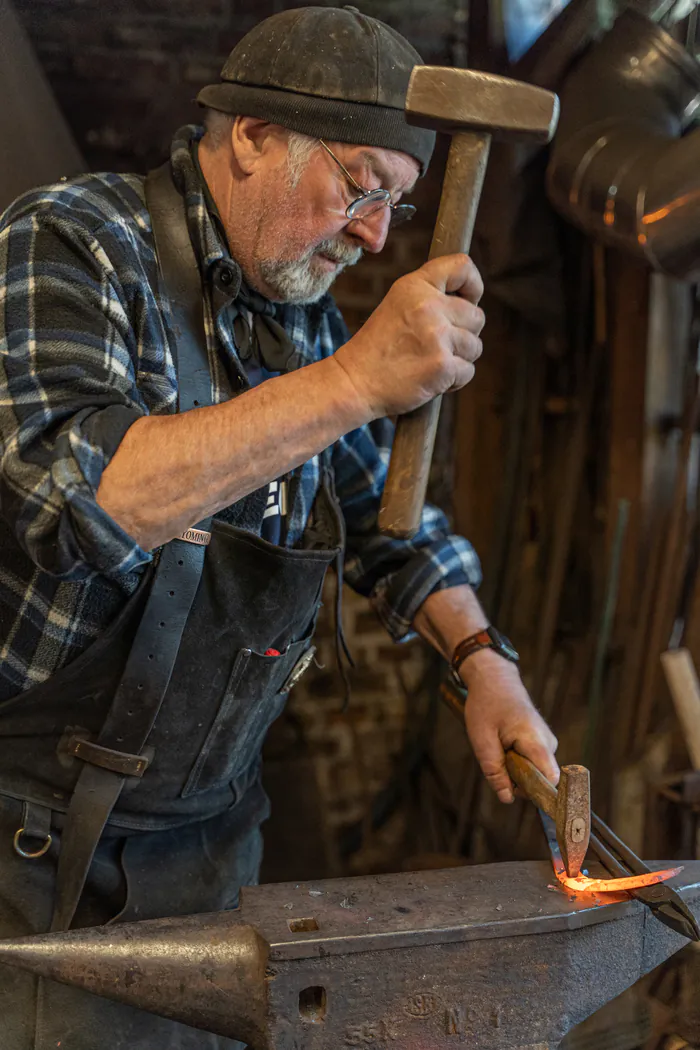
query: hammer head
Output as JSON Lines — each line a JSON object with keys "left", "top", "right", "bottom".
{"left": 555, "top": 764, "right": 591, "bottom": 879}
{"left": 406, "top": 66, "right": 559, "bottom": 144}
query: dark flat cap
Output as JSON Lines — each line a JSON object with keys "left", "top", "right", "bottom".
{"left": 197, "top": 5, "right": 435, "bottom": 174}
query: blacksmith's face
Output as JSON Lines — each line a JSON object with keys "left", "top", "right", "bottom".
{"left": 251, "top": 137, "right": 419, "bottom": 304}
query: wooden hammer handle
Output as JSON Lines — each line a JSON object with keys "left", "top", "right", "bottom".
{"left": 505, "top": 750, "right": 557, "bottom": 819}
{"left": 379, "top": 130, "right": 492, "bottom": 539}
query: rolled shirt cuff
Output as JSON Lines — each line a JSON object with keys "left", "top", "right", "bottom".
{"left": 370, "top": 535, "right": 482, "bottom": 642}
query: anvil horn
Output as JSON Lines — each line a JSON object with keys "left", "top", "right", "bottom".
{"left": 0, "top": 912, "right": 270, "bottom": 1048}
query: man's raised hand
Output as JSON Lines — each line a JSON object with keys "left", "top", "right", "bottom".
{"left": 332, "top": 253, "right": 485, "bottom": 421}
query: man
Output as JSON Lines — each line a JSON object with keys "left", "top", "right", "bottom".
{"left": 0, "top": 6, "right": 558, "bottom": 1047}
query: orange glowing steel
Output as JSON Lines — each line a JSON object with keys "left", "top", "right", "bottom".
{"left": 552, "top": 853, "right": 682, "bottom": 894}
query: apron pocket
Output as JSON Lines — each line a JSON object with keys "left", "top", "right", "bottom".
{"left": 181, "top": 639, "right": 310, "bottom": 798}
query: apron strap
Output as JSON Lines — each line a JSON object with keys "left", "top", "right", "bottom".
{"left": 320, "top": 449, "right": 354, "bottom": 709}
{"left": 51, "top": 161, "right": 213, "bottom": 932}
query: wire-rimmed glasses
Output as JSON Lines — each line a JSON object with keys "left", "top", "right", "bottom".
{"left": 319, "top": 140, "right": 416, "bottom": 228}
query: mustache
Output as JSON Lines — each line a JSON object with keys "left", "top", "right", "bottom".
{"left": 311, "top": 238, "right": 364, "bottom": 267}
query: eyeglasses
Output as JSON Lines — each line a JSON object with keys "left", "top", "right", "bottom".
{"left": 319, "top": 140, "right": 416, "bottom": 229}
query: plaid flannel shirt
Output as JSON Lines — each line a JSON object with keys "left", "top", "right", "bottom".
{"left": 0, "top": 125, "right": 481, "bottom": 701}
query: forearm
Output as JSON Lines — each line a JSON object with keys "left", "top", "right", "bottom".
{"left": 413, "top": 583, "right": 518, "bottom": 686}
{"left": 412, "top": 583, "right": 487, "bottom": 659}
{"left": 97, "top": 355, "right": 366, "bottom": 550}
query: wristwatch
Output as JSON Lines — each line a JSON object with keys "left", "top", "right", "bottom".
{"left": 450, "top": 626, "right": 519, "bottom": 686}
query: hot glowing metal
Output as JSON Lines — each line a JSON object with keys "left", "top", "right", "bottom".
{"left": 553, "top": 855, "right": 683, "bottom": 895}
{"left": 542, "top": 811, "right": 683, "bottom": 895}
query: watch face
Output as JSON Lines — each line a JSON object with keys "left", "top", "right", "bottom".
{"left": 487, "top": 626, "right": 520, "bottom": 662}
{"left": 501, "top": 639, "right": 519, "bottom": 661}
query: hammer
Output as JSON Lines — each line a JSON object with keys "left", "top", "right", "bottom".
{"left": 379, "top": 68, "right": 560, "bottom": 539}
{"left": 506, "top": 750, "right": 591, "bottom": 879}
{"left": 440, "top": 679, "right": 590, "bottom": 877}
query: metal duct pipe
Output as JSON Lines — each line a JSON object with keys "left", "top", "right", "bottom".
{"left": 547, "top": 8, "right": 700, "bottom": 279}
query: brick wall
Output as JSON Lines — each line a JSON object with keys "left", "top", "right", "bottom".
{"left": 15, "top": 0, "right": 461, "bottom": 876}
{"left": 14, "top": 0, "right": 452, "bottom": 327}
{"left": 14, "top": 0, "right": 457, "bottom": 170}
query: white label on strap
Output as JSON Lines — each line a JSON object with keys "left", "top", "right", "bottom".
{"left": 180, "top": 527, "right": 211, "bottom": 546}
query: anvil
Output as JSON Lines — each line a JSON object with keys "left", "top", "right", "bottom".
{"left": 1, "top": 860, "right": 699, "bottom": 1049}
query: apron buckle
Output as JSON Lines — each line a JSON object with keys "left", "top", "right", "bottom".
{"left": 180, "top": 527, "right": 211, "bottom": 546}
{"left": 13, "top": 801, "right": 52, "bottom": 859}
{"left": 13, "top": 827, "right": 52, "bottom": 859}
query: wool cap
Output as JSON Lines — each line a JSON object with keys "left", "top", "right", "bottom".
{"left": 196, "top": 5, "right": 435, "bottom": 175}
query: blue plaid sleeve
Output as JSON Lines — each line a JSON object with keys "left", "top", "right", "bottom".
{"left": 0, "top": 202, "right": 152, "bottom": 580}
{"left": 324, "top": 308, "right": 483, "bottom": 641}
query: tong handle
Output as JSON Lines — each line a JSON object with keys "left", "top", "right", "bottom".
{"left": 591, "top": 813, "right": 648, "bottom": 876}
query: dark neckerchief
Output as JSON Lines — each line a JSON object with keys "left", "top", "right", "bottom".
{"left": 192, "top": 142, "right": 297, "bottom": 377}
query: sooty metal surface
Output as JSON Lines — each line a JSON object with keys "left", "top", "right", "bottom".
{"left": 1, "top": 860, "right": 699, "bottom": 1049}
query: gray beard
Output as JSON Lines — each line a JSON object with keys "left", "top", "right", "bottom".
{"left": 258, "top": 238, "right": 363, "bottom": 305}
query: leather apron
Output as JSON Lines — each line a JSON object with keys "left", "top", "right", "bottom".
{"left": 0, "top": 163, "right": 343, "bottom": 1049}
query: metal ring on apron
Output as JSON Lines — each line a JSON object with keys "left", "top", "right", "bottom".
{"left": 13, "top": 827, "right": 52, "bottom": 859}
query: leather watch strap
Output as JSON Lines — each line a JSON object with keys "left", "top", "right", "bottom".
{"left": 451, "top": 629, "right": 493, "bottom": 683}
{"left": 450, "top": 626, "right": 519, "bottom": 686}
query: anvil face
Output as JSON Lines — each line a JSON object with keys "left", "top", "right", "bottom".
{"left": 1, "top": 860, "right": 698, "bottom": 1050}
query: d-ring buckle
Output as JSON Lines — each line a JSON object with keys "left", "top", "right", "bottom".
{"left": 13, "top": 827, "right": 52, "bottom": 859}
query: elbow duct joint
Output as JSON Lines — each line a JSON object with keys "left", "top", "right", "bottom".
{"left": 546, "top": 8, "right": 700, "bottom": 280}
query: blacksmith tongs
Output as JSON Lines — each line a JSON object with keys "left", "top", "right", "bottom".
{"left": 587, "top": 811, "right": 700, "bottom": 942}
{"left": 441, "top": 678, "right": 700, "bottom": 942}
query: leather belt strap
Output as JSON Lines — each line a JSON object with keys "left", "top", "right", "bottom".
{"left": 51, "top": 161, "right": 213, "bottom": 932}
{"left": 66, "top": 735, "right": 150, "bottom": 777}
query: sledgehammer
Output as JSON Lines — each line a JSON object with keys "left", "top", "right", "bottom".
{"left": 379, "top": 68, "right": 559, "bottom": 538}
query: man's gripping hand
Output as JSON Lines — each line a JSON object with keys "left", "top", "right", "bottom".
{"left": 332, "top": 254, "right": 485, "bottom": 421}
{"left": 459, "top": 649, "right": 560, "bottom": 804}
